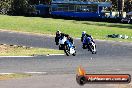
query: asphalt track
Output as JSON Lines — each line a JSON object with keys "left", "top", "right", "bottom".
{"left": 0, "top": 31, "right": 132, "bottom": 88}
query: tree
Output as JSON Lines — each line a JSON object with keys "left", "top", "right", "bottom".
{"left": 124, "top": 0, "right": 132, "bottom": 12}
{"left": 10, "top": 0, "right": 29, "bottom": 15}
{"left": 28, "top": 0, "right": 51, "bottom": 5}
{"left": 10, "top": 0, "right": 35, "bottom": 16}
{"left": 0, "top": 0, "right": 36, "bottom": 16}
{"left": 109, "top": 0, "right": 118, "bottom": 11}
{"left": 0, "top": 0, "right": 12, "bottom": 15}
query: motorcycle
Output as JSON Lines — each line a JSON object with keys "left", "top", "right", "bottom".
{"left": 87, "top": 41, "right": 97, "bottom": 54}
{"left": 82, "top": 37, "right": 97, "bottom": 54}
{"left": 64, "top": 40, "right": 76, "bottom": 56}
{"left": 57, "top": 35, "right": 76, "bottom": 56}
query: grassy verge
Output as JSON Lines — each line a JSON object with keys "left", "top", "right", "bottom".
{"left": 0, "top": 15, "right": 132, "bottom": 42}
{"left": 0, "top": 45, "right": 63, "bottom": 56}
{"left": 0, "top": 73, "right": 31, "bottom": 80}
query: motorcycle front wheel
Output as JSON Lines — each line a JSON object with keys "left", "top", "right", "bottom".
{"left": 72, "top": 51, "right": 76, "bottom": 56}
{"left": 64, "top": 45, "right": 70, "bottom": 56}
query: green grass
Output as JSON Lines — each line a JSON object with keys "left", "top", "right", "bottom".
{"left": 0, "top": 73, "right": 31, "bottom": 80}
{"left": 0, "top": 45, "right": 63, "bottom": 56}
{"left": 0, "top": 15, "right": 132, "bottom": 42}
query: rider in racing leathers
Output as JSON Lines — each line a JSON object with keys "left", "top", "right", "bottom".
{"left": 55, "top": 30, "right": 74, "bottom": 45}
{"left": 81, "top": 31, "right": 95, "bottom": 49}
{"left": 65, "top": 34, "right": 76, "bottom": 48}
{"left": 81, "top": 31, "right": 86, "bottom": 42}
{"left": 65, "top": 34, "right": 74, "bottom": 44}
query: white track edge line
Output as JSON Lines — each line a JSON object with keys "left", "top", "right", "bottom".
{"left": 0, "top": 56, "right": 34, "bottom": 58}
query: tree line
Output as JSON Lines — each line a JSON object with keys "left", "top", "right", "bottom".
{"left": 0, "top": 0, "right": 36, "bottom": 15}
{"left": 0, "top": 0, "right": 131, "bottom": 15}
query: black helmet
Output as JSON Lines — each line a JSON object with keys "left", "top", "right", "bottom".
{"left": 65, "top": 34, "right": 69, "bottom": 37}
{"left": 61, "top": 33, "right": 65, "bottom": 36}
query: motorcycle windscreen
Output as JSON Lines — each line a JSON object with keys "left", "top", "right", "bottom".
{"left": 59, "top": 36, "right": 67, "bottom": 44}
{"left": 67, "top": 41, "right": 75, "bottom": 54}
{"left": 87, "top": 37, "right": 92, "bottom": 43}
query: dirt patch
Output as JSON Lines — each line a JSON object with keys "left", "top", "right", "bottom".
{"left": 0, "top": 74, "right": 31, "bottom": 80}
{"left": 0, "top": 44, "right": 21, "bottom": 54}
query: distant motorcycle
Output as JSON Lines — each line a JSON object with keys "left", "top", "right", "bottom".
{"left": 82, "top": 37, "right": 97, "bottom": 54}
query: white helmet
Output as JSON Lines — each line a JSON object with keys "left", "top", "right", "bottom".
{"left": 82, "top": 31, "right": 86, "bottom": 35}
{"left": 57, "top": 30, "right": 61, "bottom": 34}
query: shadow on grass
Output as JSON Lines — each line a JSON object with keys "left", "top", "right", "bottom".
{"left": 82, "top": 22, "right": 132, "bottom": 30}
{"left": 107, "top": 24, "right": 132, "bottom": 29}
{"left": 51, "top": 16, "right": 132, "bottom": 30}
{"left": 13, "top": 14, "right": 132, "bottom": 30}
